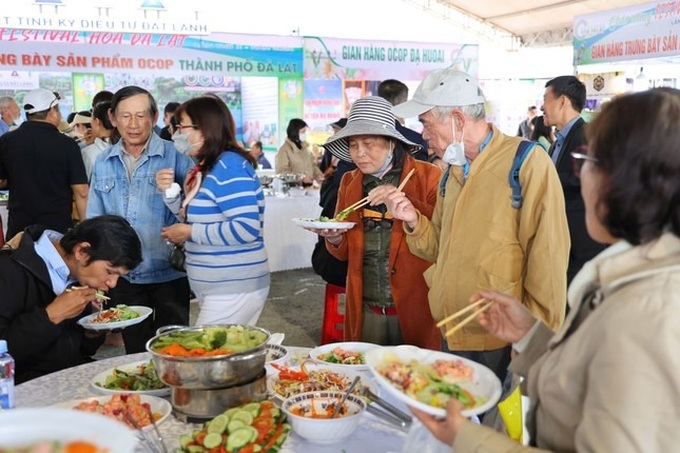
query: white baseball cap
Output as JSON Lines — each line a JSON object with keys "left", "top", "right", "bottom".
{"left": 23, "top": 88, "right": 60, "bottom": 114}
{"left": 393, "top": 69, "right": 485, "bottom": 118}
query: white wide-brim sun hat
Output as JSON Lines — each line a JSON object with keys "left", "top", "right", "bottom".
{"left": 323, "top": 96, "right": 421, "bottom": 162}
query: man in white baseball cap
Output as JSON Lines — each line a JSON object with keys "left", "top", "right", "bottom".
{"left": 0, "top": 88, "right": 88, "bottom": 237}
{"left": 382, "top": 68, "right": 570, "bottom": 383}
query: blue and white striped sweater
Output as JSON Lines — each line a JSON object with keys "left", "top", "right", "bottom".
{"left": 184, "top": 151, "right": 269, "bottom": 298}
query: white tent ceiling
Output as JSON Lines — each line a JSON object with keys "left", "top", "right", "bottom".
{"left": 415, "top": 0, "right": 647, "bottom": 47}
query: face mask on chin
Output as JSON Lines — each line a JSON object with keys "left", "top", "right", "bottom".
{"left": 370, "top": 141, "right": 394, "bottom": 178}
{"left": 442, "top": 117, "right": 466, "bottom": 166}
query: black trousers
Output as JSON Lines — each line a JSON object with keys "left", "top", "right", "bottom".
{"left": 109, "top": 277, "right": 191, "bottom": 354}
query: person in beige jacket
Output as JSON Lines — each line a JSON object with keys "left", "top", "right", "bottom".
{"left": 275, "top": 118, "right": 322, "bottom": 185}
{"left": 385, "top": 69, "right": 569, "bottom": 381}
{"left": 414, "top": 88, "right": 680, "bottom": 452}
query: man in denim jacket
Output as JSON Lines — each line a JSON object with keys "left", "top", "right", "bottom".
{"left": 87, "top": 86, "right": 194, "bottom": 353}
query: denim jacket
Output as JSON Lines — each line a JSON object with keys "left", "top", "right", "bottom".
{"left": 86, "top": 133, "right": 194, "bottom": 284}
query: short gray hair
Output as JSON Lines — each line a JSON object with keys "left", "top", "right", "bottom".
{"left": 0, "top": 96, "right": 16, "bottom": 110}
{"left": 432, "top": 103, "right": 486, "bottom": 121}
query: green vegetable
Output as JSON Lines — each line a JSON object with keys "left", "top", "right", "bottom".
{"left": 152, "top": 325, "right": 268, "bottom": 353}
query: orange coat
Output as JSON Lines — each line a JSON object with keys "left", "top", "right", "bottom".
{"left": 327, "top": 156, "right": 441, "bottom": 350}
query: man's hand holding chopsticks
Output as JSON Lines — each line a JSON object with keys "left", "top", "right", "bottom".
{"left": 473, "top": 291, "right": 536, "bottom": 343}
{"left": 46, "top": 286, "right": 99, "bottom": 325}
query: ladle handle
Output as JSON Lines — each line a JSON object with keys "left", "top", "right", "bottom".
{"left": 332, "top": 376, "right": 360, "bottom": 418}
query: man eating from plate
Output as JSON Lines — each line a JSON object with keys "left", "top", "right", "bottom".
{"left": 0, "top": 215, "right": 142, "bottom": 383}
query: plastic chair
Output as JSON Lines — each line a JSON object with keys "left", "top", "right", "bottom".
{"left": 321, "top": 283, "right": 346, "bottom": 344}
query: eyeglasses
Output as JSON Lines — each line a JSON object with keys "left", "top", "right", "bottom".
{"left": 176, "top": 124, "right": 197, "bottom": 131}
{"left": 570, "top": 148, "right": 599, "bottom": 178}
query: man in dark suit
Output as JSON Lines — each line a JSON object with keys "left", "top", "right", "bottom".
{"left": 542, "top": 76, "right": 606, "bottom": 283}
{"left": 377, "top": 79, "right": 429, "bottom": 162}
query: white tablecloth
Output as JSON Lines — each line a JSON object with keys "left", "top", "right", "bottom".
{"left": 15, "top": 348, "right": 407, "bottom": 452}
{"left": 263, "top": 192, "right": 321, "bottom": 273}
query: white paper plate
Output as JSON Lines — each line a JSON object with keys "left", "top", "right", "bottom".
{"left": 365, "top": 345, "right": 502, "bottom": 417}
{"left": 90, "top": 359, "right": 170, "bottom": 397}
{"left": 309, "top": 342, "right": 380, "bottom": 371}
{"left": 77, "top": 306, "right": 153, "bottom": 330}
{"left": 291, "top": 218, "right": 356, "bottom": 230}
{"left": 0, "top": 408, "right": 138, "bottom": 452}
{"left": 267, "top": 362, "right": 379, "bottom": 401}
{"left": 51, "top": 394, "right": 172, "bottom": 432}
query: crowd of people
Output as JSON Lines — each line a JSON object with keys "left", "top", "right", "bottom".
{"left": 1, "top": 67, "right": 680, "bottom": 451}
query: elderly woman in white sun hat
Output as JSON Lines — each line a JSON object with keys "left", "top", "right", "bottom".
{"left": 311, "top": 95, "right": 442, "bottom": 349}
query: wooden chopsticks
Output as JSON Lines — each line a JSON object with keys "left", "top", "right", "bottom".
{"left": 437, "top": 298, "right": 494, "bottom": 338}
{"left": 334, "top": 168, "right": 417, "bottom": 220}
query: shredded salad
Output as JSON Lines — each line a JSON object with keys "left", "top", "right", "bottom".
{"left": 317, "top": 347, "right": 365, "bottom": 365}
{"left": 270, "top": 361, "right": 365, "bottom": 399}
{"left": 376, "top": 357, "right": 478, "bottom": 409}
{"left": 95, "top": 360, "right": 166, "bottom": 392}
{"left": 89, "top": 304, "right": 139, "bottom": 324}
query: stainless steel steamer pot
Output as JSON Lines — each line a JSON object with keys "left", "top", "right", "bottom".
{"left": 146, "top": 324, "right": 270, "bottom": 390}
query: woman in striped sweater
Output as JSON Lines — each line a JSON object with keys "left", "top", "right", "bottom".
{"left": 156, "top": 96, "right": 269, "bottom": 325}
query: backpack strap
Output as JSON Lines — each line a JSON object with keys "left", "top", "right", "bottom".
{"left": 509, "top": 141, "right": 536, "bottom": 209}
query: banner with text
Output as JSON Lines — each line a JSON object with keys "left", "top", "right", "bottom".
{"left": 303, "top": 36, "right": 478, "bottom": 80}
{"left": 0, "top": 30, "right": 303, "bottom": 77}
{"left": 574, "top": 1, "right": 680, "bottom": 65}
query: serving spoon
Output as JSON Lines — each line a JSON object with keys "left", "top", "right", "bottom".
{"left": 331, "top": 375, "right": 361, "bottom": 418}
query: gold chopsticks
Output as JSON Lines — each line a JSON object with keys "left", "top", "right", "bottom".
{"left": 437, "top": 298, "right": 494, "bottom": 338}
{"left": 334, "top": 168, "right": 417, "bottom": 221}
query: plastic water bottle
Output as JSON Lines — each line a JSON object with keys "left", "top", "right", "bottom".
{"left": 0, "top": 339, "right": 15, "bottom": 409}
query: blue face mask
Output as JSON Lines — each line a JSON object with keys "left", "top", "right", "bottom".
{"left": 370, "top": 142, "right": 394, "bottom": 178}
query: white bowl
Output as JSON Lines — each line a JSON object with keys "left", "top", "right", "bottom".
{"left": 265, "top": 343, "right": 289, "bottom": 364}
{"left": 282, "top": 390, "right": 366, "bottom": 444}
{"left": 0, "top": 408, "right": 138, "bottom": 452}
{"left": 309, "top": 341, "right": 379, "bottom": 371}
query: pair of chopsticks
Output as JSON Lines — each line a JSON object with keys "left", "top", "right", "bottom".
{"left": 437, "top": 298, "right": 494, "bottom": 337}
{"left": 334, "top": 168, "right": 416, "bottom": 220}
{"left": 66, "top": 286, "right": 110, "bottom": 316}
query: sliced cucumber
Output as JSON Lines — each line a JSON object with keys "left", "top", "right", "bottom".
{"left": 202, "top": 432, "right": 222, "bottom": 449}
{"left": 241, "top": 402, "right": 261, "bottom": 416}
{"left": 230, "top": 411, "right": 254, "bottom": 426}
{"left": 227, "top": 419, "right": 246, "bottom": 434}
{"left": 269, "top": 407, "right": 280, "bottom": 420}
{"left": 226, "top": 427, "right": 256, "bottom": 451}
{"left": 186, "top": 446, "right": 205, "bottom": 453}
{"left": 223, "top": 406, "right": 243, "bottom": 420}
{"left": 179, "top": 434, "right": 193, "bottom": 450}
{"left": 207, "top": 414, "right": 229, "bottom": 434}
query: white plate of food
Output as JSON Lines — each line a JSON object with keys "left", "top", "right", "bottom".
{"left": 51, "top": 394, "right": 172, "bottom": 432}
{"left": 77, "top": 305, "right": 152, "bottom": 330}
{"left": 267, "top": 360, "right": 379, "bottom": 401}
{"left": 0, "top": 408, "right": 138, "bottom": 452}
{"left": 291, "top": 218, "right": 356, "bottom": 230}
{"left": 309, "top": 342, "right": 380, "bottom": 371}
{"left": 365, "top": 345, "right": 502, "bottom": 417}
{"left": 90, "top": 359, "right": 170, "bottom": 396}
